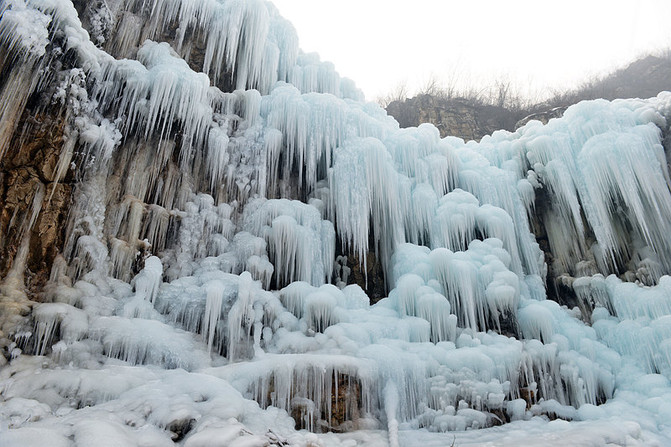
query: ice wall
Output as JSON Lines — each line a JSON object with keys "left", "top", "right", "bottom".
{"left": 2, "top": 0, "right": 671, "bottom": 445}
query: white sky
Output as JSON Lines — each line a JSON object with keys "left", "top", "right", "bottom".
{"left": 270, "top": 0, "right": 671, "bottom": 101}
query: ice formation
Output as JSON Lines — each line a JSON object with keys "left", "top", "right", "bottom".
{"left": 2, "top": 0, "right": 671, "bottom": 446}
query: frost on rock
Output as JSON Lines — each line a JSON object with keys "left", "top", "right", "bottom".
{"left": 2, "top": 0, "right": 671, "bottom": 446}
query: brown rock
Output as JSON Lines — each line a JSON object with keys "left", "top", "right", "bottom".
{"left": 0, "top": 110, "right": 72, "bottom": 298}
{"left": 28, "top": 183, "right": 72, "bottom": 283}
{"left": 386, "top": 95, "right": 522, "bottom": 141}
{"left": 0, "top": 168, "right": 42, "bottom": 275}
{"left": 347, "top": 250, "right": 386, "bottom": 304}
{"left": 3, "top": 113, "right": 68, "bottom": 183}
{"left": 329, "top": 373, "right": 361, "bottom": 431}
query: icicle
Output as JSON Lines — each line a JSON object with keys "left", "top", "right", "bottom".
{"left": 206, "top": 126, "right": 230, "bottom": 192}
{"left": 384, "top": 380, "right": 400, "bottom": 447}
{"left": 6, "top": 0, "right": 671, "bottom": 440}
{"left": 228, "top": 272, "right": 258, "bottom": 360}
{"left": 430, "top": 189, "right": 480, "bottom": 252}
{"left": 262, "top": 84, "right": 347, "bottom": 195}
{"left": 520, "top": 98, "right": 671, "bottom": 278}
{"left": 33, "top": 303, "right": 88, "bottom": 355}
{"left": 518, "top": 301, "right": 556, "bottom": 342}
{"left": 202, "top": 280, "right": 224, "bottom": 354}
{"left": 243, "top": 198, "right": 335, "bottom": 287}
{"left": 279, "top": 281, "right": 312, "bottom": 319}
{"left": 144, "top": 204, "right": 172, "bottom": 253}
{"left": 0, "top": 0, "right": 50, "bottom": 160}
{"left": 132, "top": 256, "right": 162, "bottom": 303}
{"left": 227, "top": 354, "right": 374, "bottom": 432}
{"left": 0, "top": 62, "right": 44, "bottom": 161}
{"left": 329, "top": 137, "right": 403, "bottom": 276}
{"left": 90, "top": 316, "right": 210, "bottom": 369}
{"left": 304, "top": 289, "right": 338, "bottom": 333}
{"left": 109, "top": 238, "right": 136, "bottom": 282}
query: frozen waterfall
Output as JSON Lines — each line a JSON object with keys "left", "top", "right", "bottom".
{"left": 2, "top": 0, "right": 671, "bottom": 446}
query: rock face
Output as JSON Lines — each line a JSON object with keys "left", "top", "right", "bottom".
{"left": 347, "top": 250, "right": 386, "bottom": 304}
{"left": 289, "top": 372, "right": 362, "bottom": 432}
{"left": 0, "top": 110, "right": 73, "bottom": 298}
{"left": 386, "top": 95, "right": 522, "bottom": 141}
{"left": 515, "top": 106, "right": 567, "bottom": 129}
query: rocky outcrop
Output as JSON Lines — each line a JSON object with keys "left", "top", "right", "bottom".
{"left": 387, "top": 55, "right": 671, "bottom": 142}
{"left": 347, "top": 250, "right": 386, "bottom": 304}
{"left": 290, "top": 372, "right": 363, "bottom": 432}
{"left": 0, "top": 109, "right": 73, "bottom": 298}
{"left": 514, "top": 106, "right": 567, "bottom": 130}
{"left": 386, "top": 95, "right": 522, "bottom": 141}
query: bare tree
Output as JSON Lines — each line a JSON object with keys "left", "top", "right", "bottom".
{"left": 493, "top": 78, "right": 511, "bottom": 108}
{"left": 418, "top": 73, "right": 447, "bottom": 98}
{"left": 376, "top": 80, "right": 409, "bottom": 107}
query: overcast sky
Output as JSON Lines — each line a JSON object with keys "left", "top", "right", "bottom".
{"left": 270, "top": 0, "right": 671, "bottom": 101}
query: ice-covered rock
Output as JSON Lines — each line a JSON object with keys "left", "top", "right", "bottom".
{"left": 2, "top": 0, "right": 671, "bottom": 445}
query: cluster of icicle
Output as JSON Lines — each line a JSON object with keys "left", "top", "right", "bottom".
{"left": 3, "top": 0, "right": 671, "bottom": 444}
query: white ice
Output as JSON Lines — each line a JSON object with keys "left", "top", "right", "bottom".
{"left": 2, "top": 0, "right": 671, "bottom": 445}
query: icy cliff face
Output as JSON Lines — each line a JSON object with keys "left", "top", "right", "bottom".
{"left": 3, "top": 0, "right": 671, "bottom": 445}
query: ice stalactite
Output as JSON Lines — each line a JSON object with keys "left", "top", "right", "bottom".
{"left": 0, "top": 0, "right": 50, "bottom": 160}
{"left": 112, "top": 0, "right": 360, "bottom": 99}
{"left": 63, "top": 174, "right": 111, "bottom": 281}
{"left": 389, "top": 273, "right": 456, "bottom": 343}
{"left": 261, "top": 84, "right": 390, "bottom": 199}
{"left": 383, "top": 124, "right": 459, "bottom": 198}
{"left": 388, "top": 240, "right": 616, "bottom": 412}
{"left": 565, "top": 273, "right": 671, "bottom": 378}
{"left": 262, "top": 85, "right": 347, "bottom": 196}
{"left": 202, "top": 280, "right": 225, "bottom": 354}
{"left": 33, "top": 302, "right": 87, "bottom": 355}
{"left": 4, "top": 183, "right": 46, "bottom": 284}
{"left": 214, "top": 354, "right": 375, "bottom": 433}
{"left": 131, "top": 256, "right": 162, "bottom": 303}
{"left": 90, "top": 316, "right": 211, "bottom": 369}
{"left": 227, "top": 271, "right": 265, "bottom": 360}
{"left": 384, "top": 380, "right": 400, "bottom": 447}
{"left": 243, "top": 198, "right": 335, "bottom": 287}
{"left": 391, "top": 239, "right": 520, "bottom": 334}
{"left": 516, "top": 99, "right": 671, "bottom": 280}
{"left": 455, "top": 158, "right": 544, "bottom": 280}
{"left": 92, "top": 41, "right": 214, "bottom": 156}
{"left": 154, "top": 270, "right": 241, "bottom": 355}
{"left": 329, "top": 137, "right": 404, "bottom": 278}
{"left": 4, "top": 0, "right": 671, "bottom": 444}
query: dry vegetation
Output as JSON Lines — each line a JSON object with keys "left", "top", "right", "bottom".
{"left": 380, "top": 50, "right": 671, "bottom": 121}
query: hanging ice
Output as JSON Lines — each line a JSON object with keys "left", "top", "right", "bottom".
{"left": 2, "top": 0, "right": 671, "bottom": 445}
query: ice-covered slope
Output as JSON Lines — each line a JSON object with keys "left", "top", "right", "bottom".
{"left": 2, "top": 0, "right": 671, "bottom": 446}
